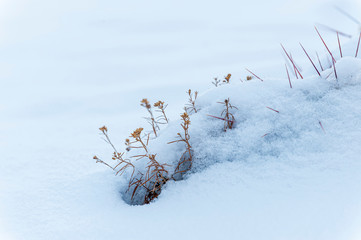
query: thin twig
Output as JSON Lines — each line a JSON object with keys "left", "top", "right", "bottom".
{"left": 299, "top": 43, "right": 320, "bottom": 76}
{"left": 315, "top": 26, "right": 336, "bottom": 63}
{"left": 316, "top": 52, "right": 324, "bottom": 71}
{"left": 285, "top": 64, "right": 292, "bottom": 88}
{"left": 280, "top": 44, "right": 303, "bottom": 79}
{"left": 337, "top": 32, "right": 342, "bottom": 58}
{"left": 356, "top": 32, "right": 361, "bottom": 57}
{"left": 245, "top": 68, "right": 264, "bottom": 81}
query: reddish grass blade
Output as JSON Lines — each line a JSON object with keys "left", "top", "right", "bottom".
{"left": 337, "top": 32, "right": 342, "bottom": 58}
{"left": 316, "top": 52, "right": 324, "bottom": 71}
{"left": 289, "top": 53, "right": 298, "bottom": 79}
{"left": 280, "top": 44, "right": 303, "bottom": 79}
{"left": 332, "top": 59, "right": 338, "bottom": 79}
{"left": 299, "top": 43, "right": 321, "bottom": 76}
{"left": 319, "top": 120, "right": 326, "bottom": 134}
{"left": 356, "top": 32, "right": 361, "bottom": 57}
{"left": 245, "top": 68, "right": 264, "bottom": 81}
{"left": 207, "top": 114, "right": 234, "bottom": 123}
{"left": 266, "top": 106, "right": 280, "bottom": 113}
{"left": 261, "top": 133, "right": 269, "bottom": 138}
{"left": 285, "top": 64, "right": 292, "bottom": 88}
{"left": 315, "top": 26, "right": 336, "bottom": 63}
{"left": 325, "top": 71, "right": 333, "bottom": 80}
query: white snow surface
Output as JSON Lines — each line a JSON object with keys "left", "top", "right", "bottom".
{"left": 1, "top": 0, "right": 361, "bottom": 239}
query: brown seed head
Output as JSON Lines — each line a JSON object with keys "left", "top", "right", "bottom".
{"left": 154, "top": 101, "right": 164, "bottom": 108}
{"left": 246, "top": 76, "right": 253, "bottom": 81}
{"left": 99, "top": 126, "right": 108, "bottom": 133}
{"left": 131, "top": 128, "right": 144, "bottom": 139}
{"left": 141, "top": 98, "right": 151, "bottom": 109}
{"left": 225, "top": 74, "right": 231, "bottom": 82}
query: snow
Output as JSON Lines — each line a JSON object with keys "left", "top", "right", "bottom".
{"left": 1, "top": 0, "right": 361, "bottom": 239}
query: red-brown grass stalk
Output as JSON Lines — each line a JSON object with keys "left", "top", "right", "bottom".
{"left": 337, "top": 32, "right": 343, "bottom": 58}
{"left": 332, "top": 59, "right": 338, "bottom": 79}
{"left": 285, "top": 64, "right": 292, "bottom": 88}
{"left": 299, "top": 43, "right": 321, "bottom": 76}
{"left": 245, "top": 68, "right": 264, "bottom": 81}
{"left": 315, "top": 26, "right": 336, "bottom": 63}
{"left": 316, "top": 52, "right": 324, "bottom": 71}
{"left": 319, "top": 121, "right": 326, "bottom": 134}
{"left": 289, "top": 53, "right": 298, "bottom": 79}
{"left": 280, "top": 44, "right": 303, "bottom": 79}
{"left": 266, "top": 106, "right": 280, "bottom": 113}
{"left": 356, "top": 32, "right": 361, "bottom": 58}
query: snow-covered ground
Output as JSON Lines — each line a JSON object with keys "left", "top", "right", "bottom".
{"left": 1, "top": 0, "right": 361, "bottom": 239}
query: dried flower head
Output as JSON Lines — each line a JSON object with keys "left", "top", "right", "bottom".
{"left": 154, "top": 101, "right": 164, "bottom": 108}
{"left": 131, "top": 128, "right": 144, "bottom": 139}
{"left": 246, "top": 76, "right": 253, "bottom": 81}
{"left": 99, "top": 126, "right": 108, "bottom": 133}
{"left": 224, "top": 73, "right": 231, "bottom": 83}
{"left": 141, "top": 98, "right": 151, "bottom": 109}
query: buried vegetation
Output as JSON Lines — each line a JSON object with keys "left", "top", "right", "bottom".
{"left": 94, "top": 25, "right": 361, "bottom": 205}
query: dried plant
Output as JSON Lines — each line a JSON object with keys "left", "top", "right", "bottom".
{"left": 185, "top": 89, "right": 198, "bottom": 114}
{"left": 141, "top": 98, "right": 159, "bottom": 137}
{"left": 212, "top": 77, "right": 221, "bottom": 87}
{"left": 218, "top": 98, "right": 238, "bottom": 131}
{"left": 246, "top": 76, "right": 253, "bottom": 81}
{"left": 94, "top": 126, "right": 135, "bottom": 177}
{"left": 143, "top": 154, "right": 170, "bottom": 204}
{"left": 168, "top": 112, "right": 193, "bottom": 179}
{"left": 223, "top": 73, "right": 231, "bottom": 84}
{"left": 154, "top": 100, "right": 169, "bottom": 124}
{"left": 127, "top": 127, "right": 170, "bottom": 203}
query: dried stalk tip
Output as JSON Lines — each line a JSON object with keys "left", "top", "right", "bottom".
{"left": 131, "top": 128, "right": 143, "bottom": 139}
{"left": 168, "top": 112, "right": 193, "bottom": 180}
{"left": 140, "top": 98, "right": 151, "bottom": 109}
{"left": 185, "top": 89, "right": 199, "bottom": 114}
{"left": 246, "top": 76, "right": 253, "bottom": 81}
{"left": 223, "top": 73, "right": 231, "bottom": 84}
{"left": 99, "top": 126, "right": 108, "bottom": 133}
{"left": 218, "top": 98, "right": 238, "bottom": 131}
{"left": 141, "top": 98, "right": 159, "bottom": 137}
{"left": 154, "top": 100, "right": 169, "bottom": 124}
{"left": 212, "top": 77, "right": 221, "bottom": 87}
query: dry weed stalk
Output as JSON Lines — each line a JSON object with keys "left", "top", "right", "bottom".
{"left": 94, "top": 126, "right": 135, "bottom": 177}
{"left": 154, "top": 101, "right": 169, "bottom": 124}
{"left": 141, "top": 98, "right": 160, "bottom": 137}
{"left": 223, "top": 74, "right": 232, "bottom": 84}
{"left": 168, "top": 112, "right": 193, "bottom": 178}
{"left": 212, "top": 77, "right": 221, "bottom": 87}
{"left": 218, "top": 98, "right": 238, "bottom": 131}
{"left": 185, "top": 89, "right": 198, "bottom": 114}
{"left": 126, "top": 127, "right": 170, "bottom": 203}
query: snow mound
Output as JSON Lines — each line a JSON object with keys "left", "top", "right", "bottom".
{"left": 120, "top": 56, "right": 361, "bottom": 205}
